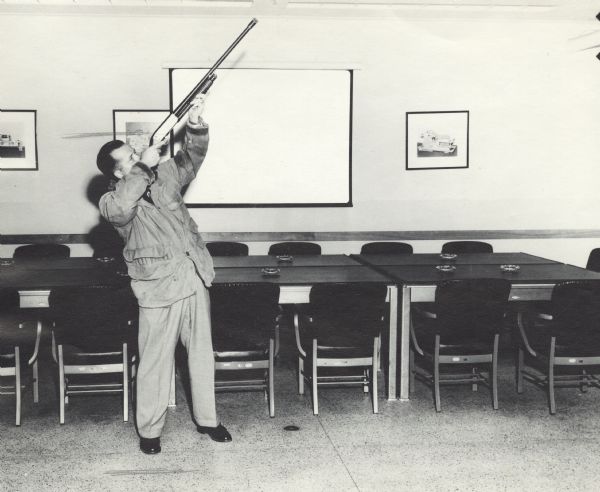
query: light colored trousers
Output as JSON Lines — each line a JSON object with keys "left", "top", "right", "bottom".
{"left": 136, "top": 285, "right": 217, "bottom": 438}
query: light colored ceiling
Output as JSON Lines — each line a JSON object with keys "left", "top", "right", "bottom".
{"left": 0, "top": 0, "right": 597, "bottom": 21}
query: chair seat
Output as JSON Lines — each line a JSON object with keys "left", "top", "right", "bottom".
{"left": 527, "top": 339, "right": 600, "bottom": 358}
{"left": 311, "top": 345, "right": 373, "bottom": 359}
{"left": 530, "top": 301, "right": 553, "bottom": 320}
{"left": 60, "top": 344, "right": 126, "bottom": 366}
{"left": 214, "top": 349, "right": 269, "bottom": 362}
{"left": 416, "top": 337, "right": 495, "bottom": 356}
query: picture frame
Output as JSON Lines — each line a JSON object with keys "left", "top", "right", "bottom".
{"left": 0, "top": 109, "right": 38, "bottom": 171}
{"left": 112, "top": 109, "right": 170, "bottom": 155}
{"left": 406, "top": 110, "right": 469, "bottom": 170}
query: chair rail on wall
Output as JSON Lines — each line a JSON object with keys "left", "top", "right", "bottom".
{"left": 3, "top": 230, "right": 600, "bottom": 245}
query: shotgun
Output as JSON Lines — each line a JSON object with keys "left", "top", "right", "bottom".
{"left": 150, "top": 17, "right": 258, "bottom": 144}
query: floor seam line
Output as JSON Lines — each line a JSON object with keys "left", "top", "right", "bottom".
{"left": 317, "top": 415, "right": 361, "bottom": 492}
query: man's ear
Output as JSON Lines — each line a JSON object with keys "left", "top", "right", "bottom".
{"left": 114, "top": 168, "right": 123, "bottom": 179}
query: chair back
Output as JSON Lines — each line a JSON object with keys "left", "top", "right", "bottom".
{"left": 434, "top": 279, "right": 511, "bottom": 342}
{"left": 586, "top": 249, "right": 600, "bottom": 273}
{"left": 206, "top": 242, "right": 249, "bottom": 257}
{"left": 0, "top": 288, "right": 20, "bottom": 313}
{"left": 50, "top": 284, "right": 138, "bottom": 351}
{"left": 268, "top": 242, "right": 321, "bottom": 256}
{"left": 14, "top": 243, "right": 71, "bottom": 260}
{"left": 441, "top": 241, "right": 493, "bottom": 254}
{"left": 210, "top": 283, "right": 280, "bottom": 349}
{"left": 549, "top": 281, "right": 600, "bottom": 348}
{"left": 360, "top": 242, "right": 413, "bottom": 255}
{"left": 308, "top": 283, "right": 387, "bottom": 339}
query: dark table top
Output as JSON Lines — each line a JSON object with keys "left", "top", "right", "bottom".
{"left": 376, "top": 263, "right": 600, "bottom": 285}
{"left": 353, "top": 252, "right": 560, "bottom": 267}
{"left": 213, "top": 266, "right": 391, "bottom": 285}
{"left": 213, "top": 255, "right": 361, "bottom": 268}
{"left": 0, "top": 256, "right": 388, "bottom": 289}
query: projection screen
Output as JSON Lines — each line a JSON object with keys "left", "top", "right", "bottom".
{"left": 170, "top": 68, "right": 352, "bottom": 207}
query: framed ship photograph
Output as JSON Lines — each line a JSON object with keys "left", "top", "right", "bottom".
{"left": 113, "top": 109, "right": 169, "bottom": 155}
{"left": 406, "top": 110, "right": 469, "bottom": 170}
{"left": 0, "top": 109, "right": 38, "bottom": 170}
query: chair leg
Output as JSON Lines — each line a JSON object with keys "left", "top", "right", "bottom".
{"left": 312, "top": 340, "right": 318, "bottom": 415}
{"left": 269, "top": 339, "right": 275, "bottom": 418}
{"left": 58, "top": 345, "right": 65, "bottom": 425}
{"left": 516, "top": 346, "right": 524, "bottom": 394}
{"left": 472, "top": 368, "right": 478, "bottom": 392}
{"left": 434, "top": 336, "right": 441, "bottom": 412}
{"left": 372, "top": 338, "right": 378, "bottom": 414}
{"left": 298, "top": 357, "right": 304, "bottom": 395}
{"left": 363, "top": 369, "right": 369, "bottom": 393}
{"left": 409, "top": 348, "right": 415, "bottom": 394}
{"left": 548, "top": 337, "right": 556, "bottom": 415}
{"left": 123, "top": 343, "right": 129, "bottom": 422}
{"left": 581, "top": 369, "right": 589, "bottom": 393}
{"left": 274, "top": 324, "right": 280, "bottom": 361}
{"left": 15, "top": 347, "right": 21, "bottom": 427}
{"left": 32, "top": 359, "right": 39, "bottom": 404}
{"left": 492, "top": 334, "right": 499, "bottom": 410}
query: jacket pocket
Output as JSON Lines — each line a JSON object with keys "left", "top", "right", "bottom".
{"left": 123, "top": 244, "right": 168, "bottom": 263}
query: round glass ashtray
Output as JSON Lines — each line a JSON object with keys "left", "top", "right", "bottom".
{"left": 0, "top": 259, "right": 15, "bottom": 267}
{"left": 500, "top": 264, "right": 520, "bottom": 273}
{"left": 435, "top": 264, "right": 456, "bottom": 273}
{"left": 261, "top": 267, "right": 281, "bottom": 277}
{"left": 439, "top": 253, "right": 458, "bottom": 260}
{"left": 96, "top": 256, "right": 115, "bottom": 263}
{"left": 276, "top": 255, "right": 294, "bottom": 263}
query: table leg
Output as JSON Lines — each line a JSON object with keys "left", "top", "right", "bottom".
{"left": 399, "top": 285, "right": 411, "bottom": 401}
{"left": 387, "top": 285, "right": 398, "bottom": 400}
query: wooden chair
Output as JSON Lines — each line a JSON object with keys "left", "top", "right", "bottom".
{"left": 441, "top": 241, "right": 493, "bottom": 254}
{"left": 268, "top": 242, "right": 321, "bottom": 256}
{"left": 0, "top": 288, "right": 42, "bottom": 426}
{"left": 210, "top": 283, "right": 280, "bottom": 417}
{"left": 206, "top": 242, "right": 249, "bottom": 257}
{"left": 294, "top": 283, "right": 387, "bottom": 415}
{"left": 516, "top": 280, "right": 600, "bottom": 414}
{"left": 411, "top": 278, "right": 511, "bottom": 412}
{"left": 360, "top": 242, "right": 413, "bottom": 255}
{"left": 49, "top": 284, "right": 138, "bottom": 424}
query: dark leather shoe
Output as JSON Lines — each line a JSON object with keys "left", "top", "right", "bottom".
{"left": 140, "top": 437, "right": 161, "bottom": 455}
{"left": 197, "top": 423, "right": 232, "bottom": 442}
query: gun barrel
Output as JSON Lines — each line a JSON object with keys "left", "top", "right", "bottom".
{"left": 150, "top": 18, "right": 258, "bottom": 143}
{"left": 174, "top": 18, "right": 258, "bottom": 117}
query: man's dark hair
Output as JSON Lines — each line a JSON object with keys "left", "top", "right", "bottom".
{"left": 96, "top": 140, "right": 125, "bottom": 178}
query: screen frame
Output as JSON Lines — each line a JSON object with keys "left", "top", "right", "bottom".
{"left": 168, "top": 67, "right": 353, "bottom": 208}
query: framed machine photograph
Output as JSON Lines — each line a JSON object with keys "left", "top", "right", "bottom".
{"left": 113, "top": 110, "right": 169, "bottom": 155}
{"left": 0, "top": 109, "right": 38, "bottom": 170}
{"left": 406, "top": 110, "right": 469, "bottom": 170}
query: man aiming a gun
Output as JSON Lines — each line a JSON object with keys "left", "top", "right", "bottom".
{"left": 96, "top": 95, "right": 231, "bottom": 455}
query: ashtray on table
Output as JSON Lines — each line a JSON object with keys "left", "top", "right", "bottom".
{"left": 500, "top": 264, "right": 520, "bottom": 273}
{"left": 439, "top": 253, "right": 458, "bottom": 260}
{"left": 276, "top": 255, "right": 294, "bottom": 263}
{"left": 261, "top": 267, "right": 281, "bottom": 277}
{"left": 435, "top": 264, "right": 456, "bottom": 273}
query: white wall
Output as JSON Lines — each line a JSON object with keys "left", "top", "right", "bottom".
{"left": 1, "top": 10, "right": 600, "bottom": 261}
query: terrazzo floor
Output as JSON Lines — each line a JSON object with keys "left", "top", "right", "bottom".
{"left": 2, "top": 329, "right": 600, "bottom": 492}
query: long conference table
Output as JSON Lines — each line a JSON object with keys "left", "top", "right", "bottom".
{"left": 2, "top": 252, "right": 600, "bottom": 402}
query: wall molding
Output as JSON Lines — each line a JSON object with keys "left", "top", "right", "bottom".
{"left": 3, "top": 229, "right": 600, "bottom": 245}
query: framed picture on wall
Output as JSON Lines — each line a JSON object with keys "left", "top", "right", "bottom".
{"left": 406, "top": 110, "right": 469, "bottom": 170}
{"left": 113, "top": 110, "right": 169, "bottom": 155}
{"left": 0, "top": 109, "right": 38, "bottom": 170}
